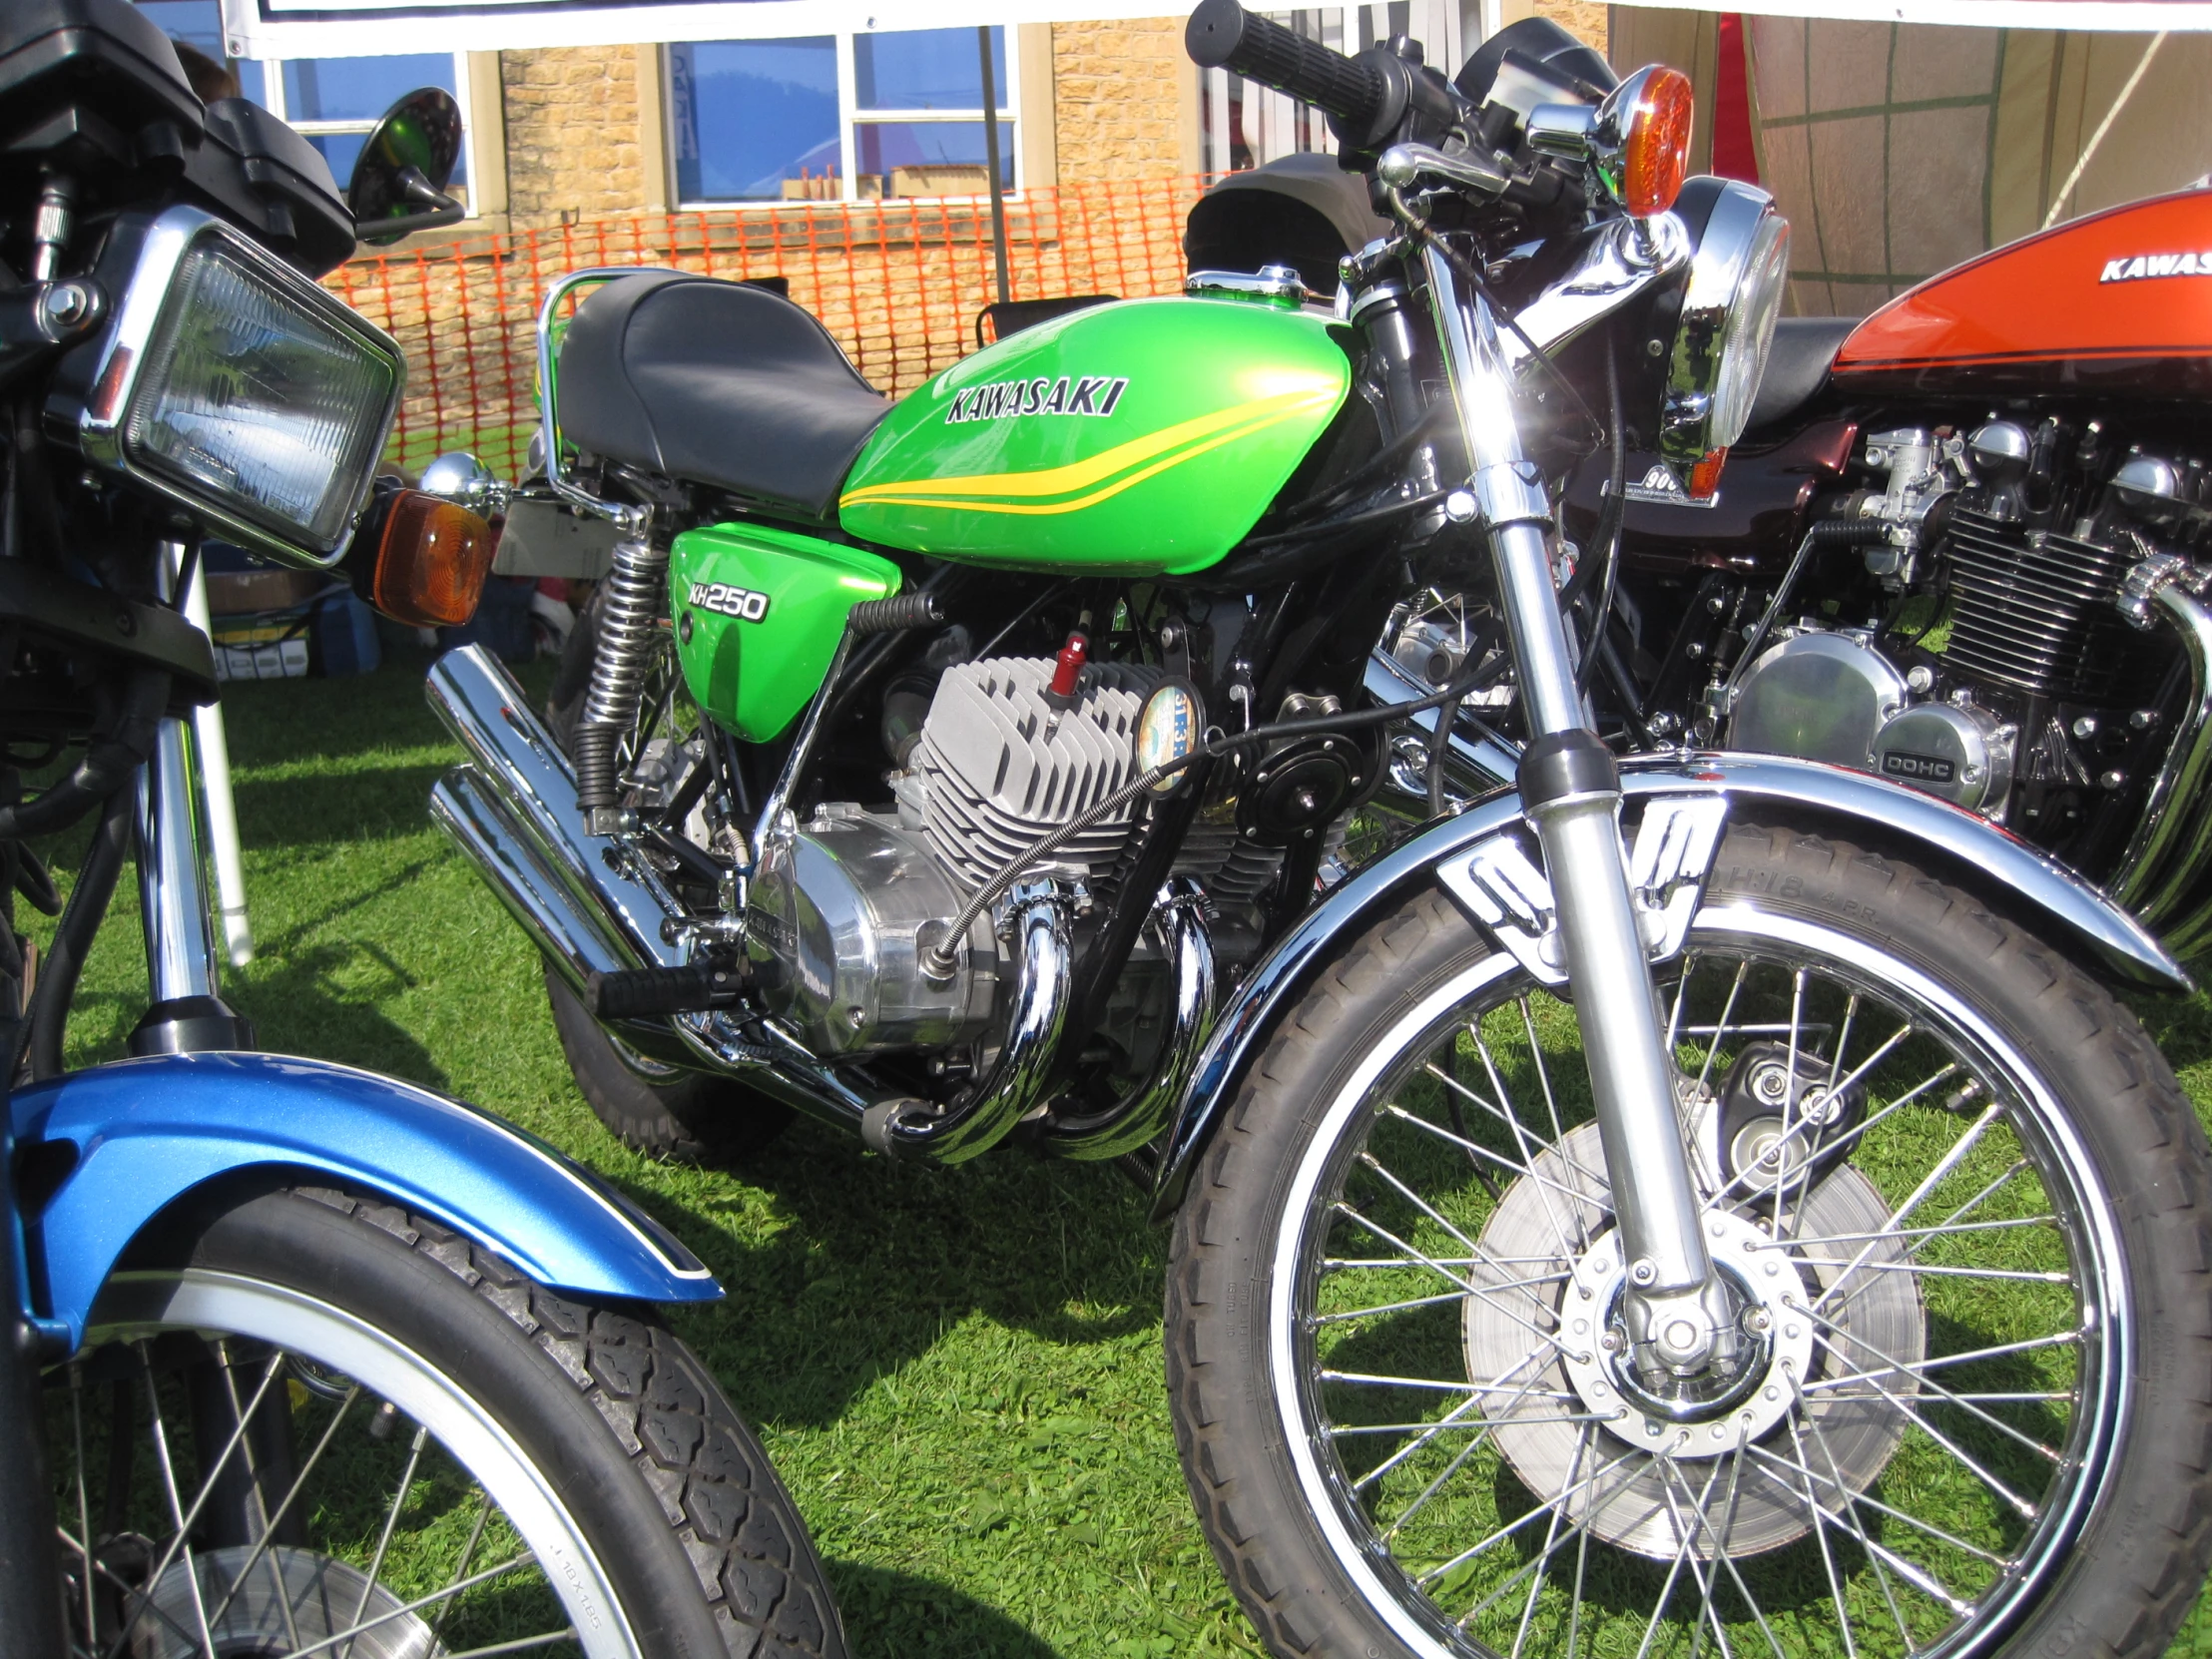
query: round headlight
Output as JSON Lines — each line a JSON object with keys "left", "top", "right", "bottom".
{"left": 1657, "top": 180, "right": 1792, "bottom": 474}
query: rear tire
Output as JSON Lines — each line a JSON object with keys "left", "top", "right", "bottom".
{"left": 545, "top": 962, "right": 793, "bottom": 1162}
{"left": 541, "top": 590, "right": 791, "bottom": 1164}
{"left": 1166, "top": 821, "right": 2212, "bottom": 1659}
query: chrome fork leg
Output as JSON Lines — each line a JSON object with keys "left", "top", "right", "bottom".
{"left": 1423, "top": 247, "right": 1722, "bottom": 1371}
{"left": 131, "top": 542, "right": 251, "bottom": 1056}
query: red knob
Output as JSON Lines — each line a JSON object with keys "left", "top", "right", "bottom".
{"left": 1048, "top": 632, "right": 1089, "bottom": 701}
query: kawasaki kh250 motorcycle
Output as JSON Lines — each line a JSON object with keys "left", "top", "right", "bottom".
{"left": 424, "top": 1, "right": 2212, "bottom": 1654}
{"left": 1, "top": 4, "right": 844, "bottom": 1655}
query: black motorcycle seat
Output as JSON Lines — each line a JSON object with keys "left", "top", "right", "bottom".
{"left": 557, "top": 272, "right": 889, "bottom": 519}
{"left": 1743, "top": 316, "right": 1856, "bottom": 438}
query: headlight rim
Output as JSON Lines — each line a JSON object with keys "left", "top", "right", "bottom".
{"left": 75, "top": 205, "right": 405, "bottom": 571}
{"left": 1656, "top": 179, "right": 1791, "bottom": 472}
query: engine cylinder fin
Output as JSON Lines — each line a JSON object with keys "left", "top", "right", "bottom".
{"left": 1941, "top": 508, "right": 2137, "bottom": 699}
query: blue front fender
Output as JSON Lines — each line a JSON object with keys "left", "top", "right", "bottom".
{"left": 1150, "top": 751, "right": 2189, "bottom": 1220}
{"left": 12, "top": 1051, "right": 719, "bottom": 1350}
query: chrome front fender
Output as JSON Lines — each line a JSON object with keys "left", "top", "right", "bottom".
{"left": 1149, "top": 752, "right": 2187, "bottom": 1221}
{"left": 12, "top": 1051, "right": 720, "bottom": 1350}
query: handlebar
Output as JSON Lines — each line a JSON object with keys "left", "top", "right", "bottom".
{"left": 1185, "top": 0, "right": 1386, "bottom": 135}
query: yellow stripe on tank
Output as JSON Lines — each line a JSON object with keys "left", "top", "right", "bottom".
{"left": 838, "top": 387, "right": 1339, "bottom": 517}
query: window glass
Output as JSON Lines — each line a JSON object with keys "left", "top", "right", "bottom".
{"left": 130, "top": 1, "right": 266, "bottom": 103}
{"left": 855, "top": 123, "right": 1011, "bottom": 199}
{"left": 281, "top": 54, "right": 455, "bottom": 123}
{"left": 672, "top": 39, "right": 841, "bottom": 202}
{"left": 854, "top": 27, "right": 1006, "bottom": 112}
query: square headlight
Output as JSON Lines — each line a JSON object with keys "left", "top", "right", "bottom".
{"left": 77, "top": 208, "right": 404, "bottom": 567}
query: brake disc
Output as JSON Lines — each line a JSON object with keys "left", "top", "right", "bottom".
{"left": 135, "top": 1544, "right": 443, "bottom": 1658}
{"left": 1464, "top": 1120, "right": 1924, "bottom": 1559}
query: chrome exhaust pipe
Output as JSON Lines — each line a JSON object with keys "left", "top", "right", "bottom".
{"left": 429, "top": 768, "right": 630, "bottom": 998}
{"left": 427, "top": 644, "right": 690, "bottom": 973}
{"left": 425, "top": 645, "right": 870, "bottom": 1132}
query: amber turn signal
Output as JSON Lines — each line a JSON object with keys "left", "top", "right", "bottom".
{"left": 370, "top": 490, "right": 494, "bottom": 627}
{"left": 1688, "top": 449, "right": 1729, "bottom": 500}
{"left": 1619, "top": 65, "right": 1695, "bottom": 217}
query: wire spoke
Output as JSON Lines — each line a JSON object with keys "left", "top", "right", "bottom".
{"left": 1331, "top": 1202, "right": 1584, "bottom": 1362}
{"left": 275, "top": 1552, "right": 541, "bottom": 1659}
{"left": 1317, "top": 1278, "right": 1567, "bottom": 1325}
{"left": 348, "top": 1422, "right": 431, "bottom": 1655}
{"left": 1789, "top": 1298, "right": 2067, "bottom": 1465}
{"left": 198, "top": 1382, "right": 363, "bottom": 1634}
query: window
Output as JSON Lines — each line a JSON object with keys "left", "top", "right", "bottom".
{"left": 670, "top": 27, "right": 1014, "bottom": 206}
{"left": 130, "top": 4, "right": 473, "bottom": 213}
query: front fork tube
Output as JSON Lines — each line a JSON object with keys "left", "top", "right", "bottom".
{"left": 133, "top": 544, "right": 252, "bottom": 1056}
{"left": 1422, "top": 248, "right": 1723, "bottom": 1369}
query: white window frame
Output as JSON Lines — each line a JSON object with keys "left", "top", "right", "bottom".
{"left": 671, "top": 30, "right": 1019, "bottom": 211}
{"left": 255, "top": 51, "right": 482, "bottom": 218}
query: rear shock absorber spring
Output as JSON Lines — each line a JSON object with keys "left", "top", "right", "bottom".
{"left": 574, "top": 521, "right": 668, "bottom": 830}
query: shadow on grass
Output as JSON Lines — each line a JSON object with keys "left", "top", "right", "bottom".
{"left": 641, "top": 1112, "right": 1166, "bottom": 1432}
{"left": 232, "top": 765, "right": 454, "bottom": 849}
{"left": 829, "top": 1559, "right": 1066, "bottom": 1658}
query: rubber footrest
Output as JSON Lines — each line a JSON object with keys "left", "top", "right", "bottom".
{"left": 584, "top": 962, "right": 742, "bottom": 1020}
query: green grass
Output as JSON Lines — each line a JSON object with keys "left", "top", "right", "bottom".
{"left": 21, "top": 648, "right": 2212, "bottom": 1658}
{"left": 22, "top": 650, "right": 1259, "bottom": 1657}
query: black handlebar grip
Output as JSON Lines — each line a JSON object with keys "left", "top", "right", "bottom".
{"left": 1186, "top": 0, "right": 1385, "bottom": 134}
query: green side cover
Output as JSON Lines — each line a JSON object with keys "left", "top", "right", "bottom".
{"left": 669, "top": 522, "right": 898, "bottom": 743}
{"left": 838, "top": 296, "right": 1351, "bottom": 576}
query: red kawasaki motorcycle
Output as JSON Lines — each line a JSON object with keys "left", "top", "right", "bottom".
{"left": 1344, "top": 171, "right": 2212, "bottom": 955}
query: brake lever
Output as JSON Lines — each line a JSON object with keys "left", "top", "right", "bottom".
{"left": 1376, "top": 142, "right": 1511, "bottom": 200}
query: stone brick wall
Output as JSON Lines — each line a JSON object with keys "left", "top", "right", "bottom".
{"left": 1504, "top": 0, "right": 1610, "bottom": 56}
{"left": 1050, "top": 18, "right": 1191, "bottom": 180}
{"left": 501, "top": 46, "right": 646, "bottom": 229}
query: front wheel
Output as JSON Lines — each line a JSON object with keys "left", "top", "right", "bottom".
{"left": 53, "top": 1184, "right": 844, "bottom": 1659}
{"left": 1168, "top": 822, "right": 2212, "bottom": 1659}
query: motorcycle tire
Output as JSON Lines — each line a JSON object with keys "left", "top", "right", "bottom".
{"left": 545, "top": 961, "right": 794, "bottom": 1162}
{"left": 1167, "top": 820, "right": 2212, "bottom": 1659}
{"left": 541, "top": 590, "right": 792, "bottom": 1164}
{"left": 60, "top": 1182, "right": 844, "bottom": 1659}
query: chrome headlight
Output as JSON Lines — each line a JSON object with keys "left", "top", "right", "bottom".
{"left": 76, "top": 207, "right": 404, "bottom": 568}
{"left": 1658, "top": 181, "right": 1790, "bottom": 476}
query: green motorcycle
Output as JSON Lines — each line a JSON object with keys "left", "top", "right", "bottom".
{"left": 407, "top": 4, "right": 2212, "bottom": 1654}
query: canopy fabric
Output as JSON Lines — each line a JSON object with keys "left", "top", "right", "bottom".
{"left": 219, "top": 0, "right": 1186, "bottom": 56}
{"left": 1613, "top": 2, "right": 2212, "bottom": 318}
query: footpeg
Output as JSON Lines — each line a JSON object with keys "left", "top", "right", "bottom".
{"left": 583, "top": 961, "right": 743, "bottom": 1020}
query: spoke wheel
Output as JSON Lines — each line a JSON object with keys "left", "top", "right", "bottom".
{"left": 1167, "top": 823, "right": 2212, "bottom": 1659}
{"left": 50, "top": 1186, "right": 844, "bottom": 1659}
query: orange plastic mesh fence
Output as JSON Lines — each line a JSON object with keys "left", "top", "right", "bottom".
{"left": 325, "top": 178, "right": 1212, "bottom": 481}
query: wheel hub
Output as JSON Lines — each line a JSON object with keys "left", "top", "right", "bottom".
{"left": 1558, "top": 1213, "right": 1813, "bottom": 1456}
{"left": 1465, "top": 1120, "right": 1927, "bottom": 1558}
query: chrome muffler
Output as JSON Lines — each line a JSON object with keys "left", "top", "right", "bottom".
{"left": 425, "top": 645, "right": 872, "bottom": 1130}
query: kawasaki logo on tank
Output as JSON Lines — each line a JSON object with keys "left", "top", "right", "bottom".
{"left": 946, "top": 375, "right": 1131, "bottom": 423}
{"left": 2098, "top": 252, "right": 2212, "bottom": 282}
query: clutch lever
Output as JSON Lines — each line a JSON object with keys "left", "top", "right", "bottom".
{"left": 1376, "top": 142, "right": 1511, "bottom": 200}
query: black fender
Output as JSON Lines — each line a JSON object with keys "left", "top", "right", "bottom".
{"left": 1149, "top": 751, "right": 2187, "bottom": 1220}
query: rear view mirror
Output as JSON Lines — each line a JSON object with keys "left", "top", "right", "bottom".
{"left": 348, "top": 87, "right": 466, "bottom": 246}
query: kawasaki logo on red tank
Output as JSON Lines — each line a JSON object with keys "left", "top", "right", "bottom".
{"left": 2098, "top": 252, "right": 2212, "bottom": 282}
{"left": 946, "top": 375, "right": 1131, "bottom": 423}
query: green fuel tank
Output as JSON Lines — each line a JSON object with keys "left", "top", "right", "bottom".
{"left": 837, "top": 296, "right": 1351, "bottom": 576}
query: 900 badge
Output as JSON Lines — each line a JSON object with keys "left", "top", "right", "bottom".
{"left": 688, "top": 581, "right": 771, "bottom": 622}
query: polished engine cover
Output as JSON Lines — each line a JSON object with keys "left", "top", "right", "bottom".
{"left": 1728, "top": 632, "right": 1907, "bottom": 769}
{"left": 747, "top": 809, "right": 995, "bottom": 1055}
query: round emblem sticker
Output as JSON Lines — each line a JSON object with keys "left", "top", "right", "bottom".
{"left": 1135, "top": 679, "right": 1204, "bottom": 793}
